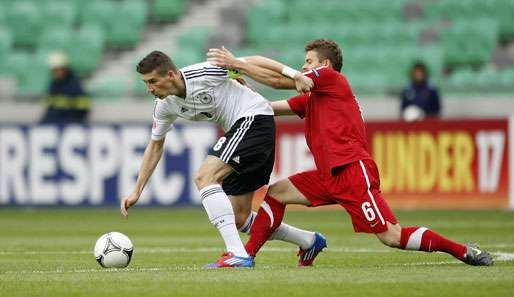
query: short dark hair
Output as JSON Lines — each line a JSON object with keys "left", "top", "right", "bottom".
{"left": 304, "top": 39, "right": 343, "bottom": 72}
{"left": 136, "top": 51, "right": 177, "bottom": 75}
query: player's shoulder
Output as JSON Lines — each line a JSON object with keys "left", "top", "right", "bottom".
{"left": 153, "top": 97, "right": 177, "bottom": 117}
{"left": 303, "top": 66, "right": 339, "bottom": 78}
{"left": 180, "top": 62, "right": 228, "bottom": 80}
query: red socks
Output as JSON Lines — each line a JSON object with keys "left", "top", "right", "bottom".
{"left": 245, "top": 194, "right": 285, "bottom": 257}
{"left": 400, "top": 226, "right": 467, "bottom": 260}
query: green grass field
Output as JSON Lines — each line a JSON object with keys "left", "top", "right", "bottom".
{"left": 1, "top": 208, "right": 513, "bottom": 297}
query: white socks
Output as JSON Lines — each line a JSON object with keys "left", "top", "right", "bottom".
{"left": 271, "top": 223, "right": 315, "bottom": 250}
{"left": 240, "top": 211, "right": 316, "bottom": 250}
{"left": 200, "top": 184, "right": 249, "bottom": 257}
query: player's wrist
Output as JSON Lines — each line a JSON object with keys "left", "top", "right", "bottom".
{"left": 281, "top": 66, "right": 300, "bottom": 79}
{"left": 132, "top": 188, "right": 143, "bottom": 198}
{"left": 227, "top": 57, "right": 245, "bottom": 72}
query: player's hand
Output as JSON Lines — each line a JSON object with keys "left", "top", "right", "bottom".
{"left": 294, "top": 73, "right": 313, "bottom": 93}
{"left": 120, "top": 192, "right": 139, "bottom": 218}
{"left": 207, "top": 46, "right": 239, "bottom": 69}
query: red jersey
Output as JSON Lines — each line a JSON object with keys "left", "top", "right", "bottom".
{"left": 287, "top": 66, "right": 371, "bottom": 180}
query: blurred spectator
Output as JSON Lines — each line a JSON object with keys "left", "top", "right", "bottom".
{"left": 400, "top": 61, "right": 441, "bottom": 122}
{"left": 40, "top": 52, "right": 91, "bottom": 124}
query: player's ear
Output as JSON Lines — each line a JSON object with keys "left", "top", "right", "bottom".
{"left": 166, "top": 70, "right": 176, "bottom": 80}
{"left": 322, "top": 59, "right": 331, "bottom": 68}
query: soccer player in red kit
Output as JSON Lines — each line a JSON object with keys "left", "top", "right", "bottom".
{"left": 207, "top": 39, "right": 493, "bottom": 267}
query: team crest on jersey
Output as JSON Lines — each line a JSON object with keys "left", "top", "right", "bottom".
{"left": 196, "top": 92, "right": 213, "bottom": 104}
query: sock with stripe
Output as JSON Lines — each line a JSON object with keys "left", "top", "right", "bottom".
{"left": 238, "top": 211, "right": 256, "bottom": 234}
{"left": 245, "top": 194, "right": 286, "bottom": 256}
{"left": 239, "top": 211, "right": 315, "bottom": 250}
{"left": 400, "top": 226, "right": 467, "bottom": 260}
{"left": 200, "top": 184, "right": 248, "bottom": 258}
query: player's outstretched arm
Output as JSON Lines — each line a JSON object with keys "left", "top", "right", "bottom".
{"left": 238, "top": 56, "right": 313, "bottom": 93}
{"left": 120, "top": 138, "right": 165, "bottom": 217}
{"left": 207, "top": 47, "right": 312, "bottom": 92}
{"left": 271, "top": 100, "right": 295, "bottom": 116}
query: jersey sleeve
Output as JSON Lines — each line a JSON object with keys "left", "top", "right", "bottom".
{"left": 181, "top": 62, "right": 229, "bottom": 88}
{"left": 287, "top": 93, "right": 309, "bottom": 118}
{"left": 151, "top": 100, "right": 177, "bottom": 141}
{"left": 303, "top": 66, "right": 336, "bottom": 92}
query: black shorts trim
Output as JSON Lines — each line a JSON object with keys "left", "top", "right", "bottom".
{"left": 209, "top": 115, "right": 275, "bottom": 195}
{"left": 219, "top": 115, "right": 255, "bottom": 163}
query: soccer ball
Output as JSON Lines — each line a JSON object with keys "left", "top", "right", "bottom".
{"left": 94, "top": 232, "right": 133, "bottom": 268}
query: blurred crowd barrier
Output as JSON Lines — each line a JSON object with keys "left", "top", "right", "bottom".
{"left": 1, "top": 118, "right": 512, "bottom": 209}
{"left": 271, "top": 118, "right": 514, "bottom": 210}
{"left": 0, "top": 122, "right": 217, "bottom": 206}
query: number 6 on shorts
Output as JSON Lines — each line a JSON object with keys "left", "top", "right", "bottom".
{"left": 361, "top": 202, "right": 376, "bottom": 222}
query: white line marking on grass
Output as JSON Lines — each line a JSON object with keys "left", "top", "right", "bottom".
{"left": 0, "top": 248, "right": 514, "bottom": 274}
{"left": 486, "top": 243, "right": 514, "bottom": 248}
{"left": 2, "top": 248, "right": 513, "bottom": 260}
{"left": 493, "top": 252, "right": 514, "bottom": 261}
{"left": 0, "top": 247, "right": 391, "bottom": 256}
{"left": 2, "top": 250, "right": 512, "bottom": 274}
{"left": 397, "top": 260, "right": 460, "bottom": 266}
{"left": 4, "top": 266, "right": 203, "bottom": 275}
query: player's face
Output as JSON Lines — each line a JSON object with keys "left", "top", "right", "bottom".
{"left": 302, "top": 50, "right": 328, "bottom": 72}
{"left": 141, "top": 70, "right": 174, "bottom": 99}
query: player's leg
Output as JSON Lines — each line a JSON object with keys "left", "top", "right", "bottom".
{"left": 375, "top": 221, "right": 493, "bottom": 265}
{"left": 194, "top": 155, "right": 250, "bottom": 260}
{"left": 245, "top": 179, "right": 311, "bottom": 256}
{"left": 246, "top": 172, "right": 329, "bottom": 266}
{"left": 203, "top": 115, "right": 274, "bottom": 268}
{"left": 354, "top": 159, "right": 493, "bottom": 266}
{"left": 228, "top": 191, "right": 253, "bottom": 231}
{"left": 230, "top": 189, "right": 319, "bottom": 255}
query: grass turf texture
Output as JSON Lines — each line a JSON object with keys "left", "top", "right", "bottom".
{"left": 1, "top": 208, "right": 513, "bottom": 297}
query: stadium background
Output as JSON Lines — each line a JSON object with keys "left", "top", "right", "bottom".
{"left": 1, "top": 1, "right": 514, "bottom": 296}
{"left": 0, "top": 0, "right": 512, "bottom": 209}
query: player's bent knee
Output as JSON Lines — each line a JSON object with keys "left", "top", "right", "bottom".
{"left": 193, "top": 170, "right": 218, "bottom": 189}
{"left": 195, "top": 157, "right": 233, "bottom": 190}
{"left": 267, "top": 181, "right": 290, "bottom": 203}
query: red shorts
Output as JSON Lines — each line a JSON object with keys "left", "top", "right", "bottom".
{"left": 289, "top": 159, "right": 397, "bottom": 233}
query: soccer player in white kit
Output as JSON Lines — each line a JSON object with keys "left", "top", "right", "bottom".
{"left": 120, "top": 51, "right": 319, "bottom": 268}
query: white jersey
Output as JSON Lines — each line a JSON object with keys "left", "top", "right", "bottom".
{"left": 151, "top": 62, "right": 273, "bottom": 140}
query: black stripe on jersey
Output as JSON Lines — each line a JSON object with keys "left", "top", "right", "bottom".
{"left": 183, "top": 67, "right": 226, "bottom": 74}
{"left": 185, "top": 72, "right": 228, "bottom": 80}
{"left": 184, "top": 69, "right": 227, "bottom": 75}
{"left": 184, "top": 70, "right": 228, "bottom": 78}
